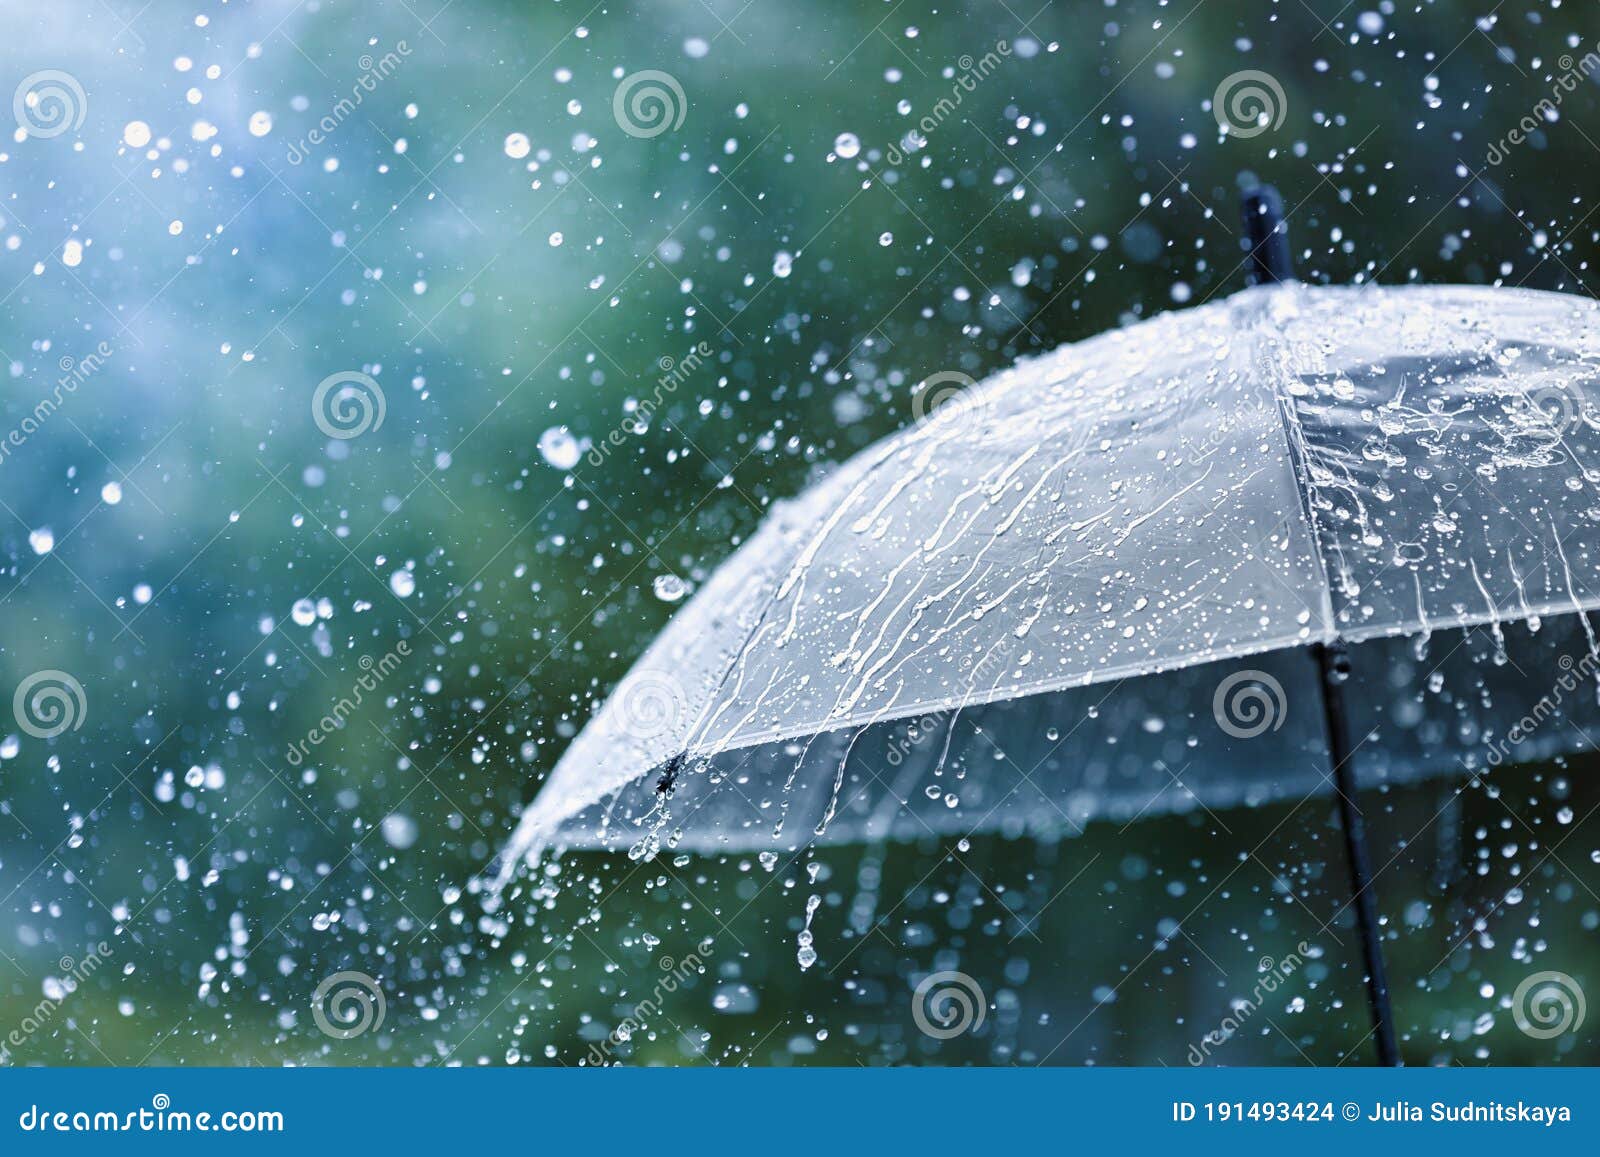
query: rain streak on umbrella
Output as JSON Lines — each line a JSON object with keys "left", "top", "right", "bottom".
{"left": 501, "top": 189, "right": 1600, "bottom": 1064}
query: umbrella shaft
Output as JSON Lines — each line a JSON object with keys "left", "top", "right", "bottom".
{"left": 1315, "top": 641, "right": 1401, "bottom": 1067}
{"left": 1242, "top": 185, "right": 1293, "bottom": 285}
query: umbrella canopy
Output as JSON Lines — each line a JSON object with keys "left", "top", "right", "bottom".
{"left": 502, "top": 280, "right": 1600, "bottom": 875}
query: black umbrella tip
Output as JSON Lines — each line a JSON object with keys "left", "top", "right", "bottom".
{"left": 1240, "top": 184, "right": 1294, "bottom": 287}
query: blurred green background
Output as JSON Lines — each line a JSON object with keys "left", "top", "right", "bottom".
{"left": 1, "top": 0, "right": 1598, "bottom": 1065}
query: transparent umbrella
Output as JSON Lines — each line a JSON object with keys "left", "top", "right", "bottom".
{"left": 499, "top": 190, "right": 1600, "bottom": 1063}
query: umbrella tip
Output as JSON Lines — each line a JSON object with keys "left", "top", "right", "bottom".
{"left": 1240, "top": 184, "right": 1293, "bottom": 287}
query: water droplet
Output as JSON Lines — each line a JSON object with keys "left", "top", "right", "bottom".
{"left": 797, "top": 893, "right": 822, "bottom": 970}
{"left": 652, "top": 574, "right": 689, "bottom": 602}
{"left": 538, "top": 426, "right": 581, "bottom": 469}
{"left": 382, "top": 813, "right": 418, "bottom": 849}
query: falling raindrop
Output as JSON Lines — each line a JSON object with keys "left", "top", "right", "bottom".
{"left": 796, "top": 893, "right": 821, "bottom": 970}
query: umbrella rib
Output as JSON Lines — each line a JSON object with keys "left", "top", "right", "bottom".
{"left": 1260, "top": 308, "right": 1402, "bottom": 1064}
